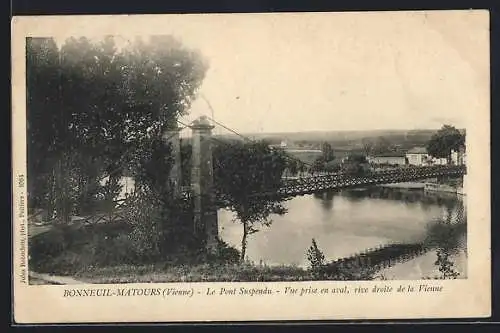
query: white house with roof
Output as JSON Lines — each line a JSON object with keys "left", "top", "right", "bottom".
{"left": 405, "top": 147, "right": 449, "bottom": 166}
{"left": 367, "top": 154, "right": 407, "bottom": 166}
{"left": 405, "top": 147, "right": 430, "bottom": 166}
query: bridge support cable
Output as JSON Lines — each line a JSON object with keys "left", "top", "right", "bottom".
{"left": 204, "top": 115, "right": 318, "bottom": 171}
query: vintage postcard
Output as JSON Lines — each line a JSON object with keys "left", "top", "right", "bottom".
{"left": 12, "top": 10, "right": 491, "bottom": 323}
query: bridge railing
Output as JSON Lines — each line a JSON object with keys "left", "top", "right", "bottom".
{"left": 265, "top": 165, "right": 466, "bottom": 199}
{"left": 181, "top": 165, "right": 466, "bottom": 204}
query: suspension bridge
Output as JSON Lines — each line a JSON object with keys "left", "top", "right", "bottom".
{"left": 173, "top": 116, "right": 466, "bottom": 199}
{"left": 165, "top": 115, "right": 468, "bottom": 250}
{"left": 247, "top": 165, "right": 465, "bottom": 199}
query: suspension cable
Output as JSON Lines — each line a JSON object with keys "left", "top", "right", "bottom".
{"left": 204, "top": 116, "right": 317, "bottom": 170}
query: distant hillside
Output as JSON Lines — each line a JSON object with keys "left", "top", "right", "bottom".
{"left": 215, "top": 128, "right": 454, "bottom": 151}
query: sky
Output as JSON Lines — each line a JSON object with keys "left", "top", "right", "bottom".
{"left": 51, "top": 11, "right": 489, "bottom": 135}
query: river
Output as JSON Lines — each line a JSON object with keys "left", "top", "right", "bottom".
{"left": 218, "top": 186, "right": 467, "bottom": 280}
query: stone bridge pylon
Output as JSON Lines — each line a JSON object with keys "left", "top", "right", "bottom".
{"left": 163, "top": 115, "right": 218, "bottom": 253}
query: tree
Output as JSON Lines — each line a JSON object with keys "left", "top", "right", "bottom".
{"left": 213, "top": 141, "right": 288, "bottom": 262}
{"left": 58, "top": 36, "right": 127, "bottom": 214}
{"left": 324, "top": 160, "right": 341, "bottom": 173}
{"left": 362, "top": 136, "right": 395, "bottom": 156}
{"left": 426, "top": 125, "right": 465, "bottom": 162}
{"left": 372, "top": 136, "right": 393, "bottom": 155}
{"left": 361, "top": 138, "right": 374, "bottom": 156}
{"left": 286, "top": 156, "right": 305, "bottom": 177}
{"left": 310, "top": 142, "right": 336, "bottom": 174}
{"left": 321, "top": 142, "right": 335, "bottom": 162}
{"left": 342, "top": 153, "right": 369, "bottom": 175}
{"left": 180, "top": 139, "right": 193, "bottom": 187}
{"left": 27, "top": 36, "right": 208, "bottom": 225}
{"left": 26, "top": 37, "right": 66, "bottom": 211}
{"left": 312, "top": 156, "right": 326, "bottom": 173}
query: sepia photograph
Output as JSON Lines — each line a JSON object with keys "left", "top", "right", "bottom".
{"left": 12, "top": 11, "right": 490, "bottom": 322}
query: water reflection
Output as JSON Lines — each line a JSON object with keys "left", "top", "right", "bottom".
{"left": 424, "top": 200, "right": 467, "bottom": 279}
{"left": 313, "top": 191, "right": 336, "bottom": 210}
{"left": 371, "top": 195, "right": 466, "bottom": 280}
{"left": 337, "top": 187, "right": 459, "bottom": 209}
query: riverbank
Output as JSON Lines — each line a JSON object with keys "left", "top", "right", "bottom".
{"left": 378, "top": 182, "right": 426, "bottom": 189}
{"left": 30, "top": 241, "right": 454, "bottom": 284}
{"left": 38, "top": 258, "right": 377, "bottom": 284}
{"left": 378, "top": 181, "right": 465, "bottom": 196}
{"left": 71, "top": 263, "right": 313, "bottom": 284}
{"left": 34, "top": 244, "right": 458, "bottom": 284}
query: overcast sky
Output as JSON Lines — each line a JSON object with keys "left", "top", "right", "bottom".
{"left": 52, "top": 11, "right": 488, "bottom": 135}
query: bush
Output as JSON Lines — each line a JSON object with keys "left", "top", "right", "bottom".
{"left": 209, "top": 239, "right": 241, "bottom": 265}
{"left": 123, "top": 190, "right": 165, "bottom": 262}
{"left": 306, "top": 238, "right": 326, "bottom": 279}
{"left": 29, "top": 222, "right": 135, "bottom": 274}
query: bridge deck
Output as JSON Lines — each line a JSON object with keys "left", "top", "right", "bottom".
{"left": 205, "top": 165, "right": 466, "bottom": 204}
{"left": 268, "top": 165, "right": 465, "bottom": 199}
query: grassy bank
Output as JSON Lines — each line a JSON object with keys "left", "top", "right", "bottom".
{"left": 74, "top": 263, "right": 312, "bottom": 283}
{"left": 28, "top": 221, "right": 378, "bottom": 283}
{"left": 72, "top": 256, "right": 382, "bottom": 283}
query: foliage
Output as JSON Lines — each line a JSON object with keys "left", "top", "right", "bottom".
{"left": 310, "top": 142, "right": 336, "bottom": 173}
{"left": 324, "top": 160, "right": 341, "bottom": 173}
{"left": 130, "top": 137, "right": 174, "bottom": 195}
{"left": 285, "top": 158, "right": 299, "bottom": 176}
{"left": 306, "top": 238, "right": 326, "bottom": 279}
{"left": 29, "top": 221, "right": 134, "bottom": 274}
{"left": 426, "top": 125, "right": 465, "bottom": 160}
{"left": 284, "top": 158, "right": 308, "bottom": 177}
{"left": 213, "top": 140, "right": 288, "bottom": 261}
{"left": 180, "top": 140, "right": 193, "bottom": 186}
{"left": 29, "top": 222, "right": 240, "bottom": 276}
{"left": 26, "top": 36, "right": 207, "bottom": 222}
{"left": 362, "top": 136, "right": 400, "bottom": 156}
{"left": 341, "top": 153, "right": 369, "bottom": 175}
{"left": 208, "top": 239, "right": 242, "bottom": 265}
{"left": 311, "top": 157, "right": 326, "bottom": 173}
{"left": 435, "top": 249, "right": 460, "bottom": 279}
{"left": 123, "top": 191, "right": 164, "bottom": 261}
{"left": 321, "top": 142, "right": 335, "bottom": 162}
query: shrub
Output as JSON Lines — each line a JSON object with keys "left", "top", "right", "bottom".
{"left": 306, "top": 238, "right": 326, "bottom": 279}
{"left": 209, "top": 239, "right": 241, "bottom": 265}
{"left": 124, "top": 192, "right": 163, "bottom": 262}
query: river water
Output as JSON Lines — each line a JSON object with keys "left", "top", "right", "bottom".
{"left": 218, "top": 187, "right": 467, "bottom": 280}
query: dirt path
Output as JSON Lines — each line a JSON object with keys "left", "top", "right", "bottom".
{"left": 29, "top": 271, "right": 85, "bottom": 285}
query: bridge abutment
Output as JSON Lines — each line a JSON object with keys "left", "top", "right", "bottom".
{"left": 190, "top": 116, "right": 218, "bottom": 252}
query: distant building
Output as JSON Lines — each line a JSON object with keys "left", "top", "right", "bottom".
{"left": 431, "top": 157, "right": 448, "bottom": 165}
{"left": 405, "top": 147, "right": 450, "bottom": 166}
{"left": 367, "top": 154, "right": 406, "bottom": 166}
{"left": 451, "top": 146, "right": 466, "bottom": 166}
{"left": 406, "top": 147, "right": 430, "bottom": 166}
